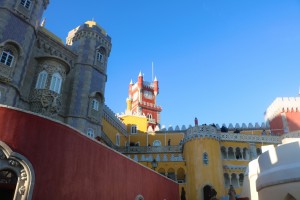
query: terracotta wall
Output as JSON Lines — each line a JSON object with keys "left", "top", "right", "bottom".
{"left": 0, "top": 107, "right": 179, "bottom": 200}
{"left": 286, "top": 112, "right": 300, "bottom": 132}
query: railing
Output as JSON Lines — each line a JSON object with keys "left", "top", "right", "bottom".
{"left": 117, "top": 145, "right": 183, "bottom": 153}
{"left": 220, "top": 133, "right": 281, "bottom": 144}
{"left": 281, "top": 130, "right": 300, "bottom": 140}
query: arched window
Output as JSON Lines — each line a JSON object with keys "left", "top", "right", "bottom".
{"left": 177, "top": 168, "right": 186, "bottom": 183}
{"left": 50, "top": 73, "right": 62, "bottom": 94}
{"left": 257, "top": 148, "right": 262, "bottom": 156}
{"left": 224, "top": 173, "right": 230, "bottom": 188}
{"left": 236, "top": 147, "right": 242, "bottom": 160}
{"left": 203, "top": 152, "right": 209, "bottom": 165}
{"left": 167, "top": 168, "right": 176, "bottom": 181}
{"left": 116, "top": 133, "right": 120, "bottom": 146}
{"left": 35, "top": 70, "right": 48, "bottom": 89}
{"left": 96, "top": 47, "right": 106, "bottom": 63}
{"left": 86, "top": 128, "right": 94, "bottom": 138}
{"left": 153, "top": 140, "right": 161, "bottom": 147}
{"left": 20, "top": 0, "right": 32, "bottom": 9}
{"left": 147, "top": 113, "right": 152, "bottom": 119}
{"left": 131, "top": 125, "right": 137, "bottom": 134}
{"left": 239, "top": 173, "right": 244, "bottom": 187}
{"left": 91, "top": 99, "right": 99, "bottom": 111}
{"left": 221, "top": 146, "right": 227, "bottom": 159}
{"left": 0, "top": 49, "right": 14, "bottom": 67}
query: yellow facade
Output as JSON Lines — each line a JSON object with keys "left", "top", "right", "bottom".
{"left": 103, "top": 111, "right": 281, "bottom": 200}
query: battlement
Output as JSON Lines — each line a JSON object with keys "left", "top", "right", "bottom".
{"left": 158, "top": 122, "right": 269, "bottom": 132}
{"left": 264, "top": 97, "right": 300, "bottom": 121}
{"left": 103, "top": 105, "right": 128, "bottom": 136}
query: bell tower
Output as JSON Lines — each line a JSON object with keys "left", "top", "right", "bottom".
{"left": 126, "top": 72, "right": 162, "bottom": 129}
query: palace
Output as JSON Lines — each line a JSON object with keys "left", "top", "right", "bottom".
{"left": 0, "top": 0, "right": 300, "bottom": 200}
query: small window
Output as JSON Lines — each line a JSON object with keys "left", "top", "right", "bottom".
{"left": 96, "top": 51, "right": 104, "bottom": 63}
{"left": 147, "top": 114, "right": 152, "bottom": 119}
{"left": 35, "top": 71, "right": 48, "bottom": 89}
{"left": 20, "top": 0, "right": 32, "bottom": 9}
{"left": 0, "top": 50, "right": 14, "bottom": 67}
{"left": 50, "top": 73, "right": 62, "bottom": 94}
{"left": 87, "top": 128, "right": 94, "bottom": 138}
{"left": 131, "top": 125, "right": 137, "bottom": 134}
{"left": 153, "top": 140, "right": 161, "bottom": 147}
{"left": 91, "top": 99, "right": 99, "bottom": 111}
{"left": 203, "top": 152, "right": 208, "bottom": 165}
{"left": 116, "top": 134, "right": 120, "bottom": 146}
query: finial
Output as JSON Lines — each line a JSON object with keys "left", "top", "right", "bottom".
{"left": 154, "top": 76, "right": 158, "bottom": 81}
{"left": 130, "top": 79, "right": 133, "bottom": 84}
{"left": 40, "top": 18, "right": 46, "bottom": 27}
{"left": 139, "top": 71, "right": 142, "bottom": 77}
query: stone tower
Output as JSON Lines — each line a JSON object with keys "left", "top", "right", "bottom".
{"left": 126, "top": 72, "right": 162, "bottom": 129}
{"left": 65, "top": 21, "right": 112, "bottom": 136}
{"left": 0, "top": 0, "right": 49, "bottom": 107}
{"left": 183, "top": 125, "right": 225, "bottom": 200}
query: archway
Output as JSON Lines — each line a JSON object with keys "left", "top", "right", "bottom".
{"left": 203, "top": 185, "right": 216, "bottom": 200}
{"left": 0, "top": 169, "right": 18, "bottom": 200}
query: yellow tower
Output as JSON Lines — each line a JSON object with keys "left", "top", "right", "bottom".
{"left": 183, "top": 125, "right": 225, "bottom": 200}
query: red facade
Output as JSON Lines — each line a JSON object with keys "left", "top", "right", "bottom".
{"left": 0, "top": 107, "right": 179, "bottom": 200}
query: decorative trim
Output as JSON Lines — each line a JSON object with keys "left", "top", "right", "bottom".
{"left": 0, "top": 141, "right": 35, "bottom": 200}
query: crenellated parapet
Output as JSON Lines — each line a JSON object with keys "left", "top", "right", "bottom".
{"left": 183, "top": 125, "right": 220, "bottom": 143}
{"left": 264, "top": 97, "right": 300, "bottom": 121}
{"left": 158, "top": 122, "right": 268, "bottom": 132}
{"left": 103, "top": 105, "right": 127, "bottom": 136}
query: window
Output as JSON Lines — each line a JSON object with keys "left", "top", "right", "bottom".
{"left": 96, "top": 51, "right": 104, "bottom": 63}
{"left": 131, "top": 125, "right": 137, "bottom": 134}
{"left": 153, "top": 140, "right": 161, "bottom": 147}
{"left": 91, "top": 99, "right": 99, "bottom": 111}
{"left": 116, "top": 134, "right": 120, "bottom": 146}
{"left": 203, "top": 152, "right": 208, "bottom": 165}
{"left": 147, "top": 113, "right": 152, "bottom": 119}
{"left": 35, "top": 71, "right": 48, "bottom": 89}
{"left": 50, "top": 73, "right": 62, "bottom": 94}
{"left": 87, "top": 128, "right": 94, "bottom": 138}
{"left": 20, "top": 0, "right": 31, "bottom": 9}
{"left": 0, "top": 50, "right": 14, "bottom": 67}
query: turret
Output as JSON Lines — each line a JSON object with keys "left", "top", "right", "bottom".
{"left": 0, "top": 0, "right": 49, "bottom": 107}
{"left": 154, "top": 76, "right": 159, "bottom": 96}
{"left": 129, "top": 79, "right": 133, "bottom": 98}
{"left": 64, "top": 20, "right": 112, "bottom": 136}
{"left": 138, "top": 72, "right": 143, "bottom": 89}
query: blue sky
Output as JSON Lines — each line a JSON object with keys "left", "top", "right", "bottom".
{"left": 43, "top": 0, "right": 300, "bottom": 127}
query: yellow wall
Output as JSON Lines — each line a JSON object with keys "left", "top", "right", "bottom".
{"left": 184, "top": 138, "right": 225, "bottom": 200}
{"left": 102, "top": 117, "right": 127, "bottom": 147}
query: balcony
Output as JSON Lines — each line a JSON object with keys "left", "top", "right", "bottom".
{"left": 117, "top": 145, "right": 183, "bottom": 154}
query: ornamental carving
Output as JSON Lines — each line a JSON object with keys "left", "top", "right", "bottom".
{"left": 30, "top": 89, "right": 62, "bottom": 117}
{"left": 0, "top": 142, "right": 34, "bottom": 200}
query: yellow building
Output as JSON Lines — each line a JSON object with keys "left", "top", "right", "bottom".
{"left": 101, "top": 72, "right": 281, "bottom": 200}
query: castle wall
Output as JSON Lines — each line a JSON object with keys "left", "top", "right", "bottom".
{"left": 0, "top": 106, "right": 179, "bottom": 200}
{"left": 184, "top": 137, "right": 225, "bottom": 199}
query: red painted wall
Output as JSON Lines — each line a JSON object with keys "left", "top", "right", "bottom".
{"left": 269, "top": 114, "right": 284, "bottom": 135}
{"left": 0, "top": 107, "right": 179, "bottom": 200}
{"left": 286, "top": 112, "right": 300, "bottom": 132}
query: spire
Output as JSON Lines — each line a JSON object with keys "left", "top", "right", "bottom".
{"left": 40, "top": 18, "right": 46, "bottom": 27}
{"left": 129, "top": 79, "right": 133, "bottom": 85}
{"left": 138, "top": 71, "right": 142, "bottom": 77}
{"left": 154, "top": 76, "right": 158, "bottom": 81}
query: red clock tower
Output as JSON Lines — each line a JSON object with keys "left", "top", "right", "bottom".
{"left": 126, "top": 72, "right": 162, "bottom": 129}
